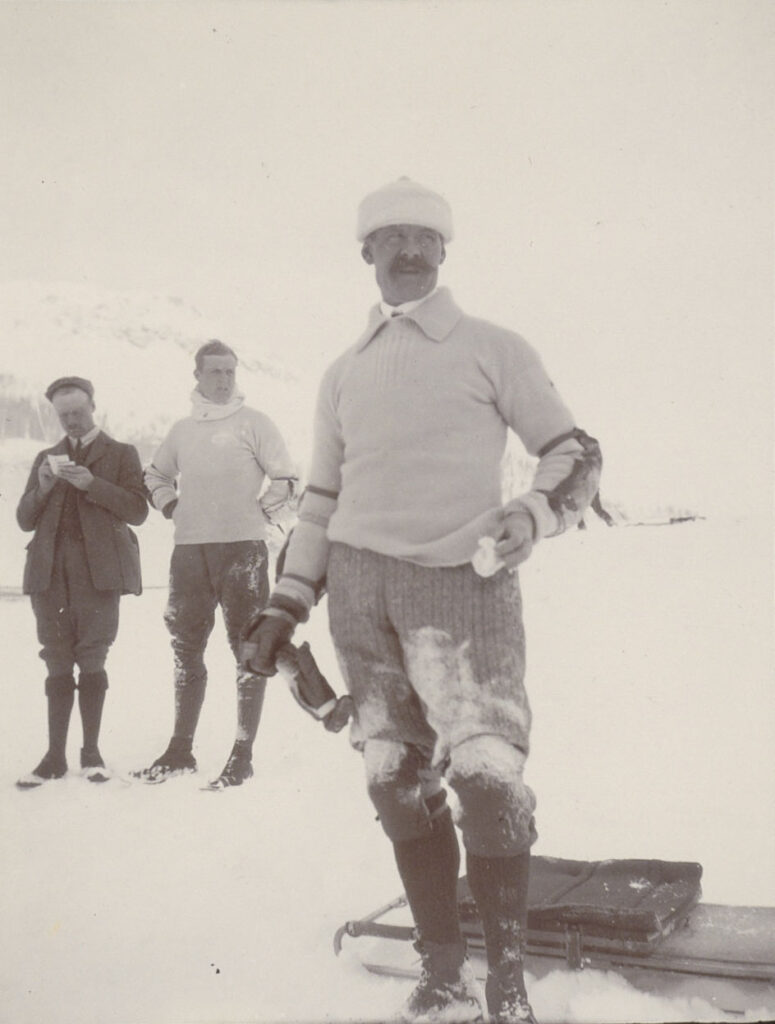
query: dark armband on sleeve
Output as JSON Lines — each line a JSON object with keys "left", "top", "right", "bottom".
{"left": 274, "top": 528, "right": 327, "bottom": 600}
{"left": 536, "top": 428, "right": 603, "bottom": 524}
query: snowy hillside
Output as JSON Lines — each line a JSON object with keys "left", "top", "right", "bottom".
{"left": 0, "top": 281, "right": 317, "bottom": 587}
{"left": 0, "top": 280, "right": 312, "bottom": 459}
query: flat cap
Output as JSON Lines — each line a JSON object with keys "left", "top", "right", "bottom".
{"left": 45, "top": 376, "right": 95, "bottom": 403}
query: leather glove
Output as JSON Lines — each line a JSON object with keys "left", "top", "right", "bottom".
{"left": 162, "top": 499, "right": 178, "bottom": 520}
{"left": 323, "top": 695, "right": 354, "bottom": 734}
{"left": 240, "top": 595, "right": 307, "bottom": 676}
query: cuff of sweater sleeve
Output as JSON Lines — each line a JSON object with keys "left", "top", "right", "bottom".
{"left": 149, "top": 486, "right": 177, "bottom": 513}
{"left": 267, "top": 591, "right": 310, "bottom": 623}
{"left": 503, "top": 492, "right": 559, "bottom": 541}
{"left": 272, "top": 578, "right": 316, "bottom": 619}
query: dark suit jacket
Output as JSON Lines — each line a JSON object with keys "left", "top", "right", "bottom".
{"left": 16, "top": 431, "right": 149, "bottom": 595}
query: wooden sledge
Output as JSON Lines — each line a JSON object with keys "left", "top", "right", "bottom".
{"left": 333, "top": 856, "right": 775, "bottom": 1018}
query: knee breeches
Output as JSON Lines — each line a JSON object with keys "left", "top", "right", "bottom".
{"left": 364, "top": 735, "right": 536, "bottom": 856}
{"left": 164, "top": 540, "right": 270, "bottom": 687}
{"left": 31, "top": 539, "right": 120, "bottom": 676}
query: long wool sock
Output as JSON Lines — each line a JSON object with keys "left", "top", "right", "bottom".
{"left": 393, "top": 809, "right": 463, "bottom": 946}
{"left": 466, "top": 850, "right": 530, "bottom": 999}
{"left": 45, "top": 674, "right": 76, "bottom": 760}
{"left": 78, "top": 670, "right": 108, "bottom": 754}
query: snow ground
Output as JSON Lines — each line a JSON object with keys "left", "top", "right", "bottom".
{"left": 1, "top": 508, "right": 773, "bottom": 1024}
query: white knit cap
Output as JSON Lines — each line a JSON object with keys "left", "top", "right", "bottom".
{"left": 356, "top": 177, "right": 453, "bottom": 242}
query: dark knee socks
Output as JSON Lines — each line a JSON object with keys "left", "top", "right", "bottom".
{"left": 393, "top": 809, "right": 463, "bottom": 946}
{"left": 466, "top": 850, "right": 530, "bottom": 1000}
{"left": 78, "top": 670, "right": 108, "bottom": 755}
{"left": 45, "top": 674, "right": 76, "bottom": 761}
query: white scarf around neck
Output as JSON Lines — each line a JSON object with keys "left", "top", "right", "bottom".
{"left": 190, "top": 388, "right": 246, "bottom": 422}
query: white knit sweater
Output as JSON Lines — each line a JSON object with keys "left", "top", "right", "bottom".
{"left": 278, "top": 288, "right": 596, "bottom": 611}
{"left": 145, "top": 392, "right": 297, "bottom": 544}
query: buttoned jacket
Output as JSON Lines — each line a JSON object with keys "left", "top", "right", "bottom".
{"left": 16, "top": 431, "right": 148, "bottom": 595}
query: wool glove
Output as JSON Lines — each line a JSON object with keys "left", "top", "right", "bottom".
{"left": 240, "top": 594, "right": 308, "bottom": 676}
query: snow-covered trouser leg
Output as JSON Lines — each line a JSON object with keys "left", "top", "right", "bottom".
{"left": 164, "top": 545, "right": 216, "bottom": 740}
{"left": 218, "top": 540, "right": 270, "bottom": 746}
{"left": 327, "top": 545, "right": 532, "bottom": 759}
{"left": 363, "top": 740, "right": 446, "bottom": 842}
{"left": 166, "top": 541, "right": 270, "bottom": 744}
{"left": 447, "top": 736, "right": 536, "bottom": 857}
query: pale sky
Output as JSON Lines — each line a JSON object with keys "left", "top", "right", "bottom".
{"left": 1, "top": 0, "right": 773, "bottom": 516}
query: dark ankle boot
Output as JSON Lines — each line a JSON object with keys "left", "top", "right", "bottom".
{"left": 16, "top": 750, "right": 69, "bottom": 788}
{"left": 400, "top": 939, "right": 484, "bottom": 1023}
{"left": 132, "top": 736, "right": 197, "bottom": 783}
{"left": 207, "top": 739, "right": 254, "bottom": 789}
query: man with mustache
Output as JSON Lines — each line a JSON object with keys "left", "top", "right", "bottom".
{"left": 15, "top": 377, "right": 148, "bottom": 787}
{"left": 244, "top": 179, "right": 602, "bottom": 1023}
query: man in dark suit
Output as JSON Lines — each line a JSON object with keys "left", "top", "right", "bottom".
{"left": 15, "top": 376, "right": 148, "bottom": 788}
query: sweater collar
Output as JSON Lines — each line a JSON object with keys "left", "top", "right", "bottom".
{"left": 190, "top": 389, "right": 246, "bottom": 421}
{"left": 356, "top": 287, "right": 463, "bottom": 351}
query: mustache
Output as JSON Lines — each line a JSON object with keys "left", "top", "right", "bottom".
{"left": 391, "top": 255, "right": 433, "bottom": 273}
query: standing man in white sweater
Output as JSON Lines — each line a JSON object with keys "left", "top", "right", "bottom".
{"left": 137, "top": 339, "right": 297, "bottom": 788}
{"left": 243, "top": 180, "right": 602, "bottom": 1023}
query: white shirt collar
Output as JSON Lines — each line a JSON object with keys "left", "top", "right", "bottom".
{"left": 380, "top": 287, "right": 438, "bottom": 319}
{"left": 68, "top": 425, "right": 100, "bottom": 451}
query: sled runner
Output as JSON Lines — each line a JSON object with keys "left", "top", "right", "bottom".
{"left": 334, "top": 856, "right": 775, "bottom": 1018}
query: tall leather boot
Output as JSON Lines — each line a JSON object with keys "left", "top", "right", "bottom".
{"left": 132, "top": 665, "right": 205, "bottom": 783}
{"left": 206, "top": 672, "right": 267, "bottom": 790}
{"left": 466, "top": 850, "right": 537, "bottom": 1024}
{"left": 235, "top": 670, "right": 267, "bottom": 746}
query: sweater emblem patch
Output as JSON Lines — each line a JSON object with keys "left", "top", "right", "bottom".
{"left": 210, "top": 430, "right": 240, "bottom": 448}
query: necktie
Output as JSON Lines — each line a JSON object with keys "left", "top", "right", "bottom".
{"left": 73, "top": 439, "right": 83, "bottom": 464}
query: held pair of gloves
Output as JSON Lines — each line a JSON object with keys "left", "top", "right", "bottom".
{"left": 240, "top": 594, "right": 308, "bottom": 678}
{"left": 240, "top": 596, "right": 353, "bottom": 733}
